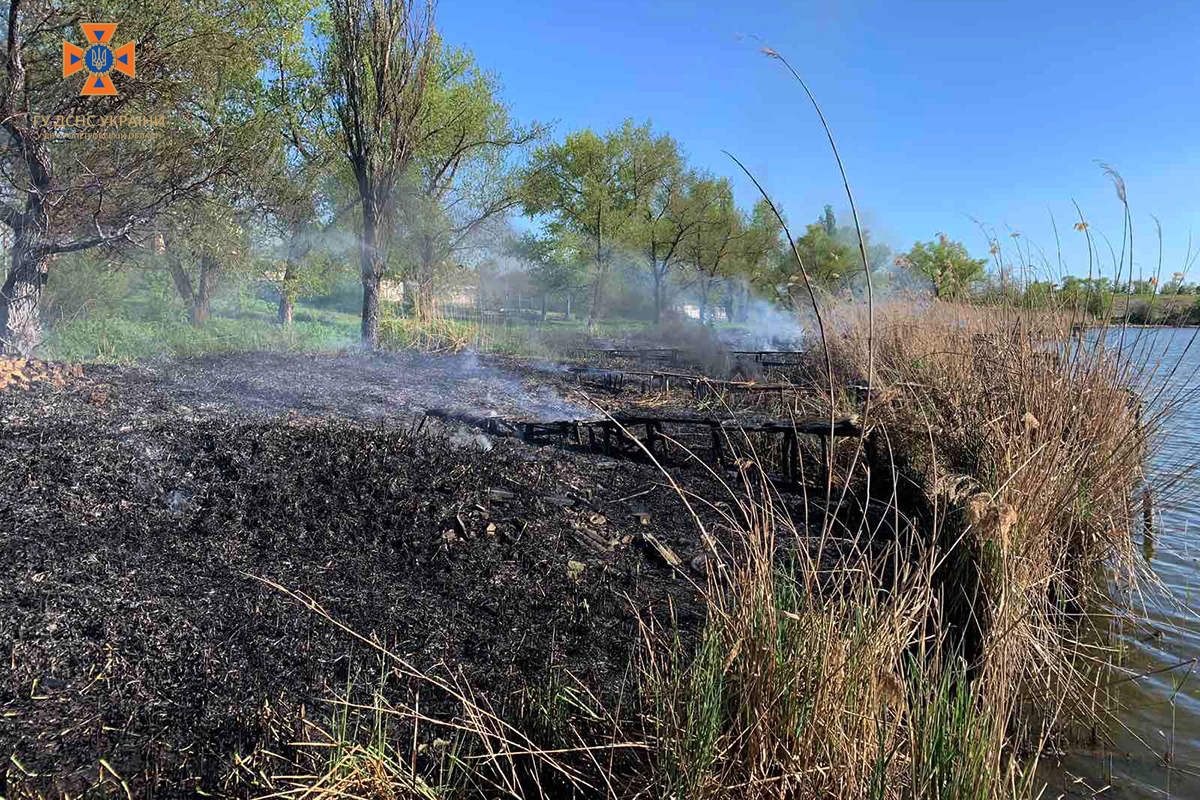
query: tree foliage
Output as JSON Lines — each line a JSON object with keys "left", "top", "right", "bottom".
{"left": 681, "top": 178, "right": 747, "bottom": 323}
{"left": 0, "top": 0, "right": 298, "bottom": 353}
{"left": 897, "top": 235, "right": 988, "bottom": 299}
{"left": 396, "top": 41, "right": 545, "bottom": 317}
{"left": 519, "top": 119, "right": 675, "bottom": 327}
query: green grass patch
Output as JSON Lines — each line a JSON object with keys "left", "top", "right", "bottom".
{"left": 41, "top": 296, "right": 359, "bottom": 363}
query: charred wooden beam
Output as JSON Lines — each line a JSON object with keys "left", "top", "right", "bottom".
{"left": 567, "top": 366, "right": 627, "bottom": 391}
{"left": 424, "top": 408, "right": 518, "bottom": 438}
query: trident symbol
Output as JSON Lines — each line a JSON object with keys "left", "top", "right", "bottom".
{"left": 63, "top": 24, "right": 135, "bottom": 96}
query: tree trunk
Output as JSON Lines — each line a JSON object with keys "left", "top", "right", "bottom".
{"left": 278, "top": 286, "right": 295, "bottom": 326}
{"left": 166, "top": 250, "right": 197, "bottom": 324}
{"left": 653, "top": 269, "right": 663, "bottom": 325}
{"left": 278, "top": 222, "right": 306, "bottom": 326}
{"left": 360, "top": 202, "right": 383, "bottom": 350}
{"left": 0, "top": 221, "right": 50, "bottom": 356}
{"left": 420, "top": 279, "right": 439, "bottom": 321}
{"left": 166, "top": 244, "right": 215, "bottom": 327}
{"left": 416, "top": 237, "right": 438, "bottom": 323}
{"left": 362, "top": 273, "right": 382, "bottom": 347}
{"left": 190, "top": 299, "right": 210, "bottom": 326}
{"left": 192, "top": 250, "right": 215, "bottom": 326}
{"left": 589, "top": 278, "right": 603, "bottom": 328}
{"left": 540, "top": 294, "right": 547, "bottom": 322}
{"left": 565, "top": 293, "right": 571, "bottom": 321}
{"left": 590, "top": 216, "right": 602, "bottom": 329}
{"left": 0, "top": 123, "right": 53, "bottom": 356}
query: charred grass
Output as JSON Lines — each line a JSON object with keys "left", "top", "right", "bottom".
{"left": 0, "top": 359, "right": 725, "bottom": 797}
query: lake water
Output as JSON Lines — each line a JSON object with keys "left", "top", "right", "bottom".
{"left": 1043, "top": 327, "right": 1200, "bottom": 798}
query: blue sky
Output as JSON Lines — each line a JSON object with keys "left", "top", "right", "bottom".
{"left": 437, "top": 0, "right": 1198, "bottom": 283}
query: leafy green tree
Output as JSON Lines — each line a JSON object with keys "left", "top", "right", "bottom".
{"left": 260, "top": 4, "right": 362, "bottom": 326}
{"left": 616, "top": 131, "right": 708, "bottom": 324}
{"left": 830, "top": 219, "right": 893, "bottom": 298}
{"left": 159, "top": 206, "right": 254, "bottom": 325}
{"left": 729, "top": 198, "right": 784, "bottom": 321}
{"left": 793, "top": 223, "right": 853, "bottom": 287}
{"left": 0, "top": 0, "right": 295, "bottom": 354}
{"left": 504, "top": 231, "right": 588, "bottom": 320}
{"left": 1061, "top": 275, "right": 1115, "bottom": 318}
{"left": 520, "top": 129, "right": 621, "bottom": 328}
{"left": 1022, "top": 280, "right": 1057, "bottom": 308}
{"left": 821, "top": 204, "right": 837, "bottom": 237}
{"left": 153, "top": 0, "right": 308, "bottom": 327}
{"left": 625, "top": 165, "right": 738, "bottom": 324}
{"left": 897, "top": 235, "right": 988, "bottom": 299}
{"left": 681, "top": 180, "right": 745, "bottom": 324}
{"left": 778, "top": 206, "right": 895, "bottom": 298}
{"left": 520, "top": 120, "right": 671, "bottom": 328}
{"left": 1125, "top": 278, "right": 1156, "bottom": 296}
{"left": 396, "top": 42, "right": 544, "bottom": 319}
{"left": 265, "top": 166, "right": 363, "bottom": 325}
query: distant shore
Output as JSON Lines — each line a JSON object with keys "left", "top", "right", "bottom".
{"left": 1078, "top": 322, "right": 1200, "bottom": 330}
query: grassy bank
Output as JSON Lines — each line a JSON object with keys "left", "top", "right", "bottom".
{"left": 37, "top": 287, "right": 659, "bottom": 364}
{"left": 1108, "top": 294, "right": 1200, "bottom": 326}
{"left": 39, "top": 296, "right": 362, "bottom": 363}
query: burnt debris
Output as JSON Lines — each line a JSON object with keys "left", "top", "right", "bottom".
{"left": 1, "top": 349, "right": 885, "bottom": 796}
{"left": 425, "top": 406, "right": 867, "bottom": 486}
{"left": 0, "top": 352, "right": 744, "bottom": 796}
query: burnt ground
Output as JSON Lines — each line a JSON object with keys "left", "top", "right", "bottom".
{"left": 0, "top": 351, "right": 784, "bottom": 798}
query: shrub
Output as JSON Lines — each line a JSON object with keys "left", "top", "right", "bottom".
{"left": 1122, "top": 300, "right": 1155, "bottom": 325}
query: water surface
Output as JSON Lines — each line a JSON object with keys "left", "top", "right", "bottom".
{"left": 1044, "top": 327, "right": 1200, "bottom": 798}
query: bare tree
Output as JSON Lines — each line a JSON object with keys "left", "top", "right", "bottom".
{"left": 324, "top": 0, "right": 437, "bottom": 349}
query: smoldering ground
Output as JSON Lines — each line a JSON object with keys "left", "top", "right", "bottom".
{"left": 0, "top": 351, "right": 751, "bottom": 797}
{"left": 150, "top": 349, "right": 595, "bottom": 421}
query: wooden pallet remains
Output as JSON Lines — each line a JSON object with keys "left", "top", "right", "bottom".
{"left": 426, "top": 407, "right": 866, "bottom": 486}
{"left": 568, "top": 347, "right": 807, "bottom": 372}
{"left": 729, "top": 350, "right": 808, "bottom": 368}
{"left": 569, "top": 365, "right": 806, "bottom": 400}
{"left": 566, "top": 366, "right": 628, "bottom": 391}
{"left": 567, "top": 347, "right": 684, "bottom": 366}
